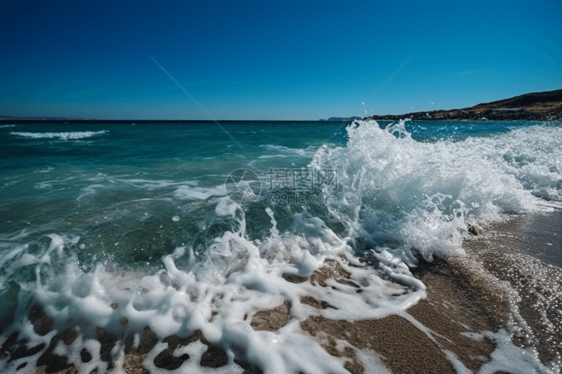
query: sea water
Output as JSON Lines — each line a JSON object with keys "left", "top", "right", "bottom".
{"left": 0, "top": 120, "right": 561, "bottom": 373}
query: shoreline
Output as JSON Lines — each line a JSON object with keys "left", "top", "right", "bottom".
{"left": 298, "top": 211, "right": 562, "bottom": 372}
{"left": 462, "top": 212, "right": 562, "bottom": 366}
{"left": 1, "top": 211, "right": 560, "bottom": 373}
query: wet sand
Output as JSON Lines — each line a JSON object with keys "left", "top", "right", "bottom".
{"left": 478, "top": 210, "right": 562, "bottom": 269}
{"left": 294, "top": 256, "right": 504, "bottom": 373}
{"left": 293, "top": 211, "right": 562, "bottom": 372}
{"left": 462, "top": 211, "right": 562, "bottom": 365}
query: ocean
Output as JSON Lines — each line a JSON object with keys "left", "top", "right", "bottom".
{"left": 0, "top": 120, "right": 561, "bottom": 373}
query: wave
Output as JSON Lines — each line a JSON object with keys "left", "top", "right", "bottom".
{"left": 0, "top": 120, "right": 559, "bottom": 373}
{"left": 0, "top": 124, "right": 16, "bottom": 128}
{"left": 311, "top": 120, "right": 562, "bottom": 260}
{"left": 10, "top": 130, "right": 108, "bottom": 140}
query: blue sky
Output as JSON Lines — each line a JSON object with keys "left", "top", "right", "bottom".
{"left": 1, "top": 0, "right": 561, "bottom": 120}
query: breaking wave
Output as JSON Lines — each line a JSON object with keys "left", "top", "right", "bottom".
{"left": 311, "top": 120, "right": 562, "bottom": 261}
{"left": 10, "top": 130, "right": 108, "bottom": 140}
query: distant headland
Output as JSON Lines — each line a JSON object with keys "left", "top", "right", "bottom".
{"left": 366, "top": 89, "right": 562, "bottom": 121}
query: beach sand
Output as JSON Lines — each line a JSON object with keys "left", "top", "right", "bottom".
{"left": 461, "top": 212, "right": 562, "bottom": 365}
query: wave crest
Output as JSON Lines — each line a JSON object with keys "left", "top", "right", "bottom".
{"left": 10, "top": 130, "right": 108, "bottom": 140}
{"left": 311, "top": 120, "right": 562, "bottom": 259}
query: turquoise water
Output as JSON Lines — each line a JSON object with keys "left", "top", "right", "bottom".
{"left": 0, "top": 120, "right": 560, "bottom": 271}
{"left": 1, "top": 121, "right": 344, "bottom": 270}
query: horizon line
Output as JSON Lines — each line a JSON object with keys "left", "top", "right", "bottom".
{"left": 0, "top": 117, "right": 357, "bottom": 122}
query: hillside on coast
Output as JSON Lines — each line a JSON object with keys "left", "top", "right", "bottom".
{"left": 366, "top": 89, "right": 562, "bottom": 121}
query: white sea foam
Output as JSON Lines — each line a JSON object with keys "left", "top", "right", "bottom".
{"left": 257, "top": 154, "right": 290, "bottom": 159}
{"left": 1, "top": 218, "right": 424, "bottom": 373}
{"left": 174, "top": 185, "right": 226, "bottom": 200}
{"left": 1, "top": 120, "right": 560, "bottom": 373}
{"left": 261, "top": 144, "right": 319, "bottom": 158}
{"left": 0, "top": 124, "right": 16, "bottom": 128}
{"left": 10, "top": 130, "right": 108, "bottom": 140}
{"left": 311, "top": 120, "right": 562, "bottom": 260}
{"left": 474, "top": 329, "right": 555, "bottom": 374}
{"left": 75, "top": 177, "right": 199, "bottom": 199}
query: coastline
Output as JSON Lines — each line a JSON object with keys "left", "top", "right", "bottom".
{"left": 366, "top": 111, "right": 562, "bottom": 122}
{"left": 366, "top": 89, "right": 562, "bottom": 122}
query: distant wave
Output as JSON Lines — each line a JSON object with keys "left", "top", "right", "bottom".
{"left": 10, "top": 130, "right": 108, "bottom": 140}
{"left": 0, "top": 124, "right": 16, "bottom": 128}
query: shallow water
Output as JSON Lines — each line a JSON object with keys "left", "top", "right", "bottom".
{"left": 479, "top": 210, "right": 562, "bottom": 268}
{"left": 1, "top": 119, "right": 561, "bottom": 373}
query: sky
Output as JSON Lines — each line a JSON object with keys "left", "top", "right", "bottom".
{"left": 1, "top": 0, "right": 561, "bottom": 120}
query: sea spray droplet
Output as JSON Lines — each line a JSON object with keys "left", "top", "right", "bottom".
{"left": 172, "top": 216, "right": 180, "bottom": 222}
